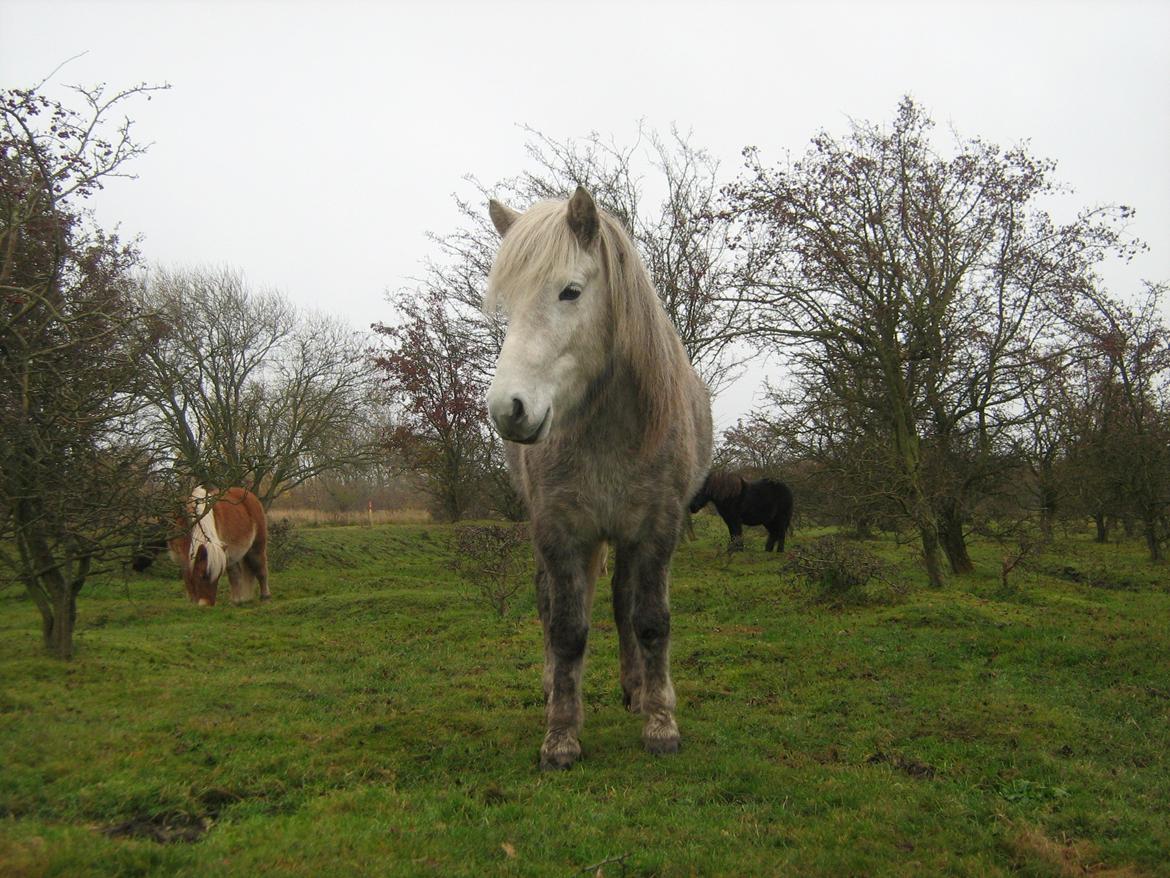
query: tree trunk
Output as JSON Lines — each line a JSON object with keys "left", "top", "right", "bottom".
{"left": 918, "top": 522, "right": 945, "bottom": 588}
{"left": 45, "top": 587, "right": 78, "bottom": 659}
{"left": 1141, "top": 511, "right": 1164, "bottom": 563}
{"left": 1093, "top": 512, "right": 1108, "bottom": 544}
{"left": 1038, "top": 484, "right": 1057, "bottom": 544}
{"left": 937, "top": 499, "right": 974, "bottom": 574}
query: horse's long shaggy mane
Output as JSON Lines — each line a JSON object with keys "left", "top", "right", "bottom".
{"left": 703, "top": 471, "right": 744, "bottom": 504}
{"left": 486, "top": 198, "right": 693, "bottom": 451}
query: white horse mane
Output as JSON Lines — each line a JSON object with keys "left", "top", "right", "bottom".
{"left": 190, "top": 485, "right": 227, "bottom": 584}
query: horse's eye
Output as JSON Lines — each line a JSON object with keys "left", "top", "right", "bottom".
{"left": 559, "top": 285, "right": 581, "bottom": 302}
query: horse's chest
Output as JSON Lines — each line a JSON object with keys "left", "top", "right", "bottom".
{"left": 524, "top": 449, "right": 663, "bottom": 535}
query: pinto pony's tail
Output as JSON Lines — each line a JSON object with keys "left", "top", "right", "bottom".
{"left": 190, "top": 486, "right": 227, "bottom": 585}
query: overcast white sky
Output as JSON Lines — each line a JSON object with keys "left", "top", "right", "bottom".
{"left": 3, "top": 0, "right": 1168, "bottom": 427}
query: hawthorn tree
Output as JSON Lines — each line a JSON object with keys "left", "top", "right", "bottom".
{"left": 0, "top": 79, "right": 171, "bottom": 658}
{"left": 1061, "top": 283, "right": 1170, "bottom": 560}
{"left": 724, "top": 97, "right": 1133, "bottom": 585}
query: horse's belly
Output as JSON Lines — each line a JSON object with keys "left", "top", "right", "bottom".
{"left": 223, "top": 525, "right": 256, "bottom": 565}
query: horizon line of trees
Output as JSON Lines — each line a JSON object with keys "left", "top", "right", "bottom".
{"left": 375, "top": 101, "right": 1169, "bottom": 585}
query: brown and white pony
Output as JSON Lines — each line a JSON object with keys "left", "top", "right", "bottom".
{"left": 169, "top": 486, "right": 270, "bottom": 606}
{"left": 485, "top": 187, "right": 713, "bottom": 769}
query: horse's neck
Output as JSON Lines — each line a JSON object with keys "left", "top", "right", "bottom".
{"left": 565, "top": 355, "right": 646, "bottom": 445}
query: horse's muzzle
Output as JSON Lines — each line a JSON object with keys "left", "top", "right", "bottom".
{"left": 489, "top": 395, "right": 550, "bottom": 444}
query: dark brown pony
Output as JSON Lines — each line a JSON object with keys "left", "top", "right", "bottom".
{"left": 690, "top": 472, "right": 794, "bottom": 552}
{"left": 168, "top": 486, "right": 270, "bottom": 606}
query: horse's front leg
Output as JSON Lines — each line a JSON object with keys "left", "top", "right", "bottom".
{"left": 535, "top": 560, "right": 555, "bottom": 703}
{"left": 727, "top": 517, "right": 745, "bottom": 553}
{"left": 535, "top": 540, "right": 597, "bottom": 771}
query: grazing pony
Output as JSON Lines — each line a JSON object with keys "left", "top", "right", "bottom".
{"left": 690, "top": 472, "right": 794, "bottom": 552}
{"left": 168, "top": 486, "right": 270, "bottom": 606}
{"left": 486, "top": 187, "right": 713, "bottom": 770}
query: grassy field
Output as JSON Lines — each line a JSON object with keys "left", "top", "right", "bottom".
{"left": 1, "top": 516, "right": 1168, "bottom": 877}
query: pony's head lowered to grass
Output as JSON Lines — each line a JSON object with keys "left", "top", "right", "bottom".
{"left": 183, "top": 486, "right": 227, "bottom": 605}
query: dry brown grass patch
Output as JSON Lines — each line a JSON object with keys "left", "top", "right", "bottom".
{"left": 1009, "top": 825, "right": 1148, "bottom": 877}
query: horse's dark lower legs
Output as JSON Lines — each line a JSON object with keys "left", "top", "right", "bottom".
{"left": 726, "top": 520, "right": 745, "bottom": 552}
{"left": 612, "top": 551, "right": 644, "bottom": 712}
{"left": 226, "top": 563, "right": 249, "bottom": 604}
{"left": 617, "top": 532, "right": 682, "bottom": 755}
{"left": 534, "top": 539, "right": 601, "bottom": 770}
{"left": 765, "top": 520, "right": 785, "bottom": 552}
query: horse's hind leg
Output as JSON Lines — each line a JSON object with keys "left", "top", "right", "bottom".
{"left": 765, "top": 516, "right": 784, "bottom": 552}
{"left": 226, "top": 564, "right": 246, "bottom": 605}
{"left": 611, "top": 548, "right": 644, "bottom": 712}
{"left": 619, "top": 531, "right": 682, "bottom": 755}
{"left": 245, "top": 546, "right": 270, "bottom": 601}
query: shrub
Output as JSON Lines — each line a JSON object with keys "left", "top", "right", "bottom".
{"left": 266, "top": 517, "right": 308, "bottom": 572}
{"left": 450, "top": 523, "right": 531, "bottom": 617}
{"left": 787, "top": 535, "right": 890, "bottom": 602}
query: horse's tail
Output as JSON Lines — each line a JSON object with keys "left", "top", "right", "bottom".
{"left": 761, "top": 479, "right": 795, "bottom": 535}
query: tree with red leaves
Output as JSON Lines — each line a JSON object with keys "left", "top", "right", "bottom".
{"left": 371, "top": 289, "right": 503, "bottom": 521}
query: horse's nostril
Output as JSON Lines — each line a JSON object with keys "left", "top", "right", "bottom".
{"left": 511, "top": 397, "right": 525, "bottom": 422}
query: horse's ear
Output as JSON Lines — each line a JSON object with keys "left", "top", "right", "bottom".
{"left": 488, "top": 199, "right": 521, "bottom": 237}
{"left": 566, "top": 186, "right": 599, "bottom": 246}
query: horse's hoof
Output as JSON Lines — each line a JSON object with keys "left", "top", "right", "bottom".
{"left": 540, "top": 732, "right": 581, "bottom": 771}
{"left": 260, "top": 594, "right": 271, "bottom": 602}
{"left": 643, "top": 713, "right": 680, "bottom": 755}
{"left": 540, "top": 753, "right": 576, "bottom": 771}
{"left": 645, "top": 736, "right": 681, "bottom": 756}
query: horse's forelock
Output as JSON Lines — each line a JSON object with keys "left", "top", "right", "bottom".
{"left": 486, "top": 200, "right": 583, "bottom": 312}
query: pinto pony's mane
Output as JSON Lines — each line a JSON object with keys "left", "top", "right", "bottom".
{"left": 486, "top": 198, "right": 692, "bottom": 450}
{"left": 703, "top": 471, "right": 745, "bottom": 504}
{"left": 189, "top": 486, "right": 227, "bottom": 585}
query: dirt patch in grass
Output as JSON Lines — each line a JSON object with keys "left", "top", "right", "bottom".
{"left": 101, "top": 811, "right": 211, "bottom": 844}
{"left": 866, "top": 750, "right": 937, "bottom": 779}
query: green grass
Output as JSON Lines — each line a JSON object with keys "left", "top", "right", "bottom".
{"left": 1, "top": 517, "right": 1168, "bottom": 876}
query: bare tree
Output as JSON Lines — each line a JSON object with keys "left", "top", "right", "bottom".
{"left": 423, "top": 125, "right": 751, "bottom": 396}
{"left": 138, "top": 266, "right": 380, "bottom": 507}
{"left": 1, "top": 79, "right": 171, "bottom": 658}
